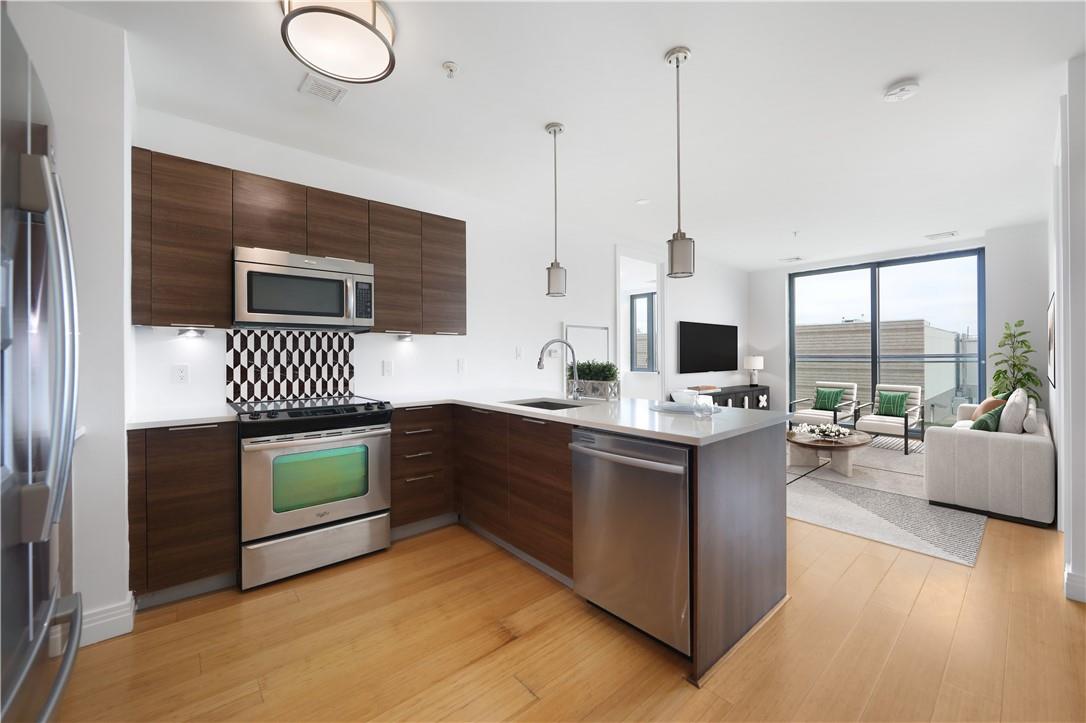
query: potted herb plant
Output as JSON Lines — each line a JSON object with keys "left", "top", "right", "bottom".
{"left": 567, "top": 360, "right": 620, "bottom": 400}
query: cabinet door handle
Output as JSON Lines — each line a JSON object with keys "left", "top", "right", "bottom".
{"left": 404, "top": 451, "right": 433, "bottom": 459}
{"left": 403, "top": 428, "right": 433, "bottom": 435}
{"left": 167, "top": 424, "right": 219, "bottom": 431}
{"left": 404, "top": 474, "right": 435, "bottom": 483}
{"left": 470, "top": 408, "right": 491, "bottom": 414}
{"left": 520, "top": 417, "right": 546, "bottom": 425}
{"left": 434, "top": 331, "right": 460, "bottom": 335}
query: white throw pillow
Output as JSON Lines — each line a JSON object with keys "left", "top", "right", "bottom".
{"left": 998, "top": 388, "right": 1029, "bottom": 434}
{"left": 1022, "top": 398, "right": 1039, "bottom": 434}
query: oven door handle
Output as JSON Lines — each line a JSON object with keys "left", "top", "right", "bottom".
{"left": 241, "top": 428, "right": 390, "bottom": 452}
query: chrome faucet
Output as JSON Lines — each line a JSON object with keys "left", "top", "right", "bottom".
{"left": 537, "top": 338, "right": 580, "bottom": 400}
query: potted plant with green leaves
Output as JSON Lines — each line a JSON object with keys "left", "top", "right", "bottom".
{"left": 991, "top": 320, "right": 1042, "bottom": 401}
{"left": 567, "top": 360, "right": 620, "bottom": 400}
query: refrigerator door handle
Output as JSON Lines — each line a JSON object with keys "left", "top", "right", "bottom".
{"left": 49, "top": 164, "right": 79, "bottom": 524}
{"left": 37, "top": 593, "right": 83, "bottom": 723}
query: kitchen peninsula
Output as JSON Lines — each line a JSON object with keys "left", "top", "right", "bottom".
{"left": 127, "top": 393, "right": 788, "bottom": 684}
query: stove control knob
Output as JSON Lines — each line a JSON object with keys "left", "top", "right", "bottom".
{"left": 267, "top": 410, "right": 279, "bottom": 419}
{"left": 364, "top": 403, "right": 375, "bottom": 410}
{"left": 248, "top": 413, "right": 260, "bottom": 420}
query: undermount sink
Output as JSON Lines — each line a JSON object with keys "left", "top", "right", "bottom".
{"left": 504, "top": 397, "right": 603, "bottom": 411}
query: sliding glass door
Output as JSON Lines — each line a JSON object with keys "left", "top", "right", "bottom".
{"left": 790, "top": 249, "right": 985, "bottom": 428}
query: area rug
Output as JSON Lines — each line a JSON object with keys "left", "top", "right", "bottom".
{"left": 786, "top": 441, "right": 986, "bottom": 566}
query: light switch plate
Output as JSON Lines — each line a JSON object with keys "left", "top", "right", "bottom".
{"left": 457, "top": 358, "right": 465, "bottom": 374}
{"left": 171, "top": 364, "right": 189, "bottom": 385}
{"left": 381, "top": 360, "right": 393, "bottom": 377}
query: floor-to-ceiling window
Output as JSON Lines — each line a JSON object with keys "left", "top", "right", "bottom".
{"left": 790, "top": 248, "right": 985, "bottom": 428}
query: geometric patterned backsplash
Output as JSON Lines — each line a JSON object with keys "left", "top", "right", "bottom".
{"left": 226, "top": 329, "right": 354, "bottom": 403}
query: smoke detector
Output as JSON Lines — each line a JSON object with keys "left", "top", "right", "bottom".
{"left": 924, "top": 230, "right": 959, "bottom": 241}
{"left": 883, "top": 78, "right": 919, "bottom": 103}
{"left": 442, "top": 61, "right": 459, "bottom": 79}
{"left": 298, "top": 73, "right": 349, "bottom": 104}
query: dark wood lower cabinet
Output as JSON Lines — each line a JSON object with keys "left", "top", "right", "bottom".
{"left": 127, "top": 430, "right": 148, "bottom": 595}
{"left": 390, "top": 405, "right": 454, "bottom": 527}
{"left": 144, "top": 423, "right": 238, "bottom": 591}
{"left": 455, "top": 407, "right": 509, "bottom": 539}
{"left": 507, "top": 416, "right": 573, "bottom": 576}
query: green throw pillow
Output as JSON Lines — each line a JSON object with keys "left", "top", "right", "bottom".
{"left": 813, "top": 387, "right": 845, "bottom": 411}
{"left": 996, "top": 390, "right": 1014, "bottom": 401}
{"left": 971, "top": 403, "right": 1005, "bottom": 432}
{"left": 878, "top": 390, "right": 910, "bottom": 418}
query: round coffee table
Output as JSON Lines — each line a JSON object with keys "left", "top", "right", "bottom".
{"left": 786, "top": 429, "right": 873, "bottom": 477}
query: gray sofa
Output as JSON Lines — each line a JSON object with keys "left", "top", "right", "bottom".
{"left": 923, "top": 403, "right": 1055, "bottom": 524}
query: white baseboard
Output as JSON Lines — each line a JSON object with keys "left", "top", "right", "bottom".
{"left": 1066, "top": 570, "right": 1086, "bottom": 602}
{"left": 79, "top": 593, "right": 134, "bottom": 646}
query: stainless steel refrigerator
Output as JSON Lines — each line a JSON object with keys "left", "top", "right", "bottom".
{"left": 1, "top": 3, "right": 82, "bottom": 720}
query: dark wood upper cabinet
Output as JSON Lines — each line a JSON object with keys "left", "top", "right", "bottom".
{"left": 127, "top": 429, "right": 148, "bottom": 595}
{"left": 422, "top": 213, "right": 466, "bottom": 335}
{"left": 370, "top": 202, "right": 422, "bottom": 333}
{"left": 150, "top": 152, "right": 233, "bottom": 328}
{"left": 507, "top": 417, "right": 573, "bottom": 576}
{"left": 145, "top": 423, "right": 238, "bottom": 591}
{"left": 307, "top": 187, "right": 369, "bottom": 261}
{"left": 131, "top": 148, "right": 152, "bottom": 325}
{"left": 232, "top": 171, "right": 307, "bottom": 254}
{"left": 455, "top": 407, "right": 509, "bottom": 539}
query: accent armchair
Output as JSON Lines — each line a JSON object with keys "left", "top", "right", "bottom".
{"left": 854, "top": 384, "right": 925, "bottom": 455}
{"left": 789, "top": 381, "right": 858, "bottom": 427}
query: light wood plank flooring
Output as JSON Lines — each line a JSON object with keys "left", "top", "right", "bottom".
{"left": 57, "top": 519, "right": 1085, "bottom": 722}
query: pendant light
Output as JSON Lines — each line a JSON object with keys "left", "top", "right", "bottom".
{"left": 281, "top": 1, "right": 396, "bottom": 84}
{"left": 665, "top": 47, "right": 694, "bottom": 279}
{"left": 545, "top": 122, "right": 568, "bottom": 297}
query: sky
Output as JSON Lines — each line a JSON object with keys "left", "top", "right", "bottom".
{"left": 793, "top": 255, "right": 979, "bottom": 335}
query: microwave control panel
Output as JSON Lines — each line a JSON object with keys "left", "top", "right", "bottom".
{"left": 355, "top": 282, "right": 373, "bottom": 320}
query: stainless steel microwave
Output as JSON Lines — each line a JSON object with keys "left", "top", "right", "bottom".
{"left": 234, "top": 246, "right": 374, "bottom": 330}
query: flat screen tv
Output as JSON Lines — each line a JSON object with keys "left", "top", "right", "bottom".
{"left": 678, "top": 321, "right": 738, "bottom": 373}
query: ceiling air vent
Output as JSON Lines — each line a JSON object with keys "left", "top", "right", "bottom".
{"left": 298, "top": 73, "right": 348, "bottom": 104}
{"left": 924, "top": 230, "right": 959, "bottom": 241}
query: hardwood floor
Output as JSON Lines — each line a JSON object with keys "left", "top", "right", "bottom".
{"left": 57, "top": 519, "right": 1084, "bottom": 722}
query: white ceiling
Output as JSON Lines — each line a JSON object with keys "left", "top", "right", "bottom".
{"left": 74, "top": 1, "right": 1084, "bottom": 269}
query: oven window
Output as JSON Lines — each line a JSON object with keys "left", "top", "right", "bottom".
{"left": 271, "top": 445, "right": 368, "bottom": 513}
{"left": 248, "top": 271, "right": 345, "bottom": 317}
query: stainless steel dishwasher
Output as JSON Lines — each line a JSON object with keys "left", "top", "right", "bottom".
{"left": 570, "top": 429, "right": 691, "bottom": 655}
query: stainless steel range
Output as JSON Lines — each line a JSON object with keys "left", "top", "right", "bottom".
{"left": 233, "top": 395, "right": 393, "bottom": 589}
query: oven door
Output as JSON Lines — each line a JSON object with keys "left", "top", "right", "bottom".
{"left": 240, "top": 426, "right": 390, "bottom": 542}
{"left": 234, "top": 260, "right": 353, "bottom": 328}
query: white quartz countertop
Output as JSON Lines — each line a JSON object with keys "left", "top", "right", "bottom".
{"left": 127, "top": 389, "right": 789, "bottom": 446}
{"left": 388, "top": 391, "right": 790, "bottom": 446}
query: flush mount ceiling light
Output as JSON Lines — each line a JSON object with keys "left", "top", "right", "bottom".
{"left": 545, "top": 122, "right": 568, "bottom": 297}
{"left": 281, "top": 1, "right": 396, "bottom": 84}
{"left": 883, "top": 78, "right": 919, "bottom": 103}
{"left": 665, "top": 47, "right": 694, "bottom": 279}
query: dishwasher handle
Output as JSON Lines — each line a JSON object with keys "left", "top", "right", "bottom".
{"left": 569, "top": 443, "right": 686, "bottom": 476}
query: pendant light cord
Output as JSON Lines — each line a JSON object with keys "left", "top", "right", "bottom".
{"left": 675, "top": 58, "right": 682, "bottom": 233}
{"left": 552, "top": 128, "right": 559, "bottom": 263}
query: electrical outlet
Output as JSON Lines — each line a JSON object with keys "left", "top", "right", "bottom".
{"left": 381, "top": 360, "right": 393, "bottom": 377}
{"left": 547, "top": 348, "right": 559, "bottom": 358}
{"left": 514, "top": 346, "right": 522, "bottom": 360}
{"left": 457, "top": 358, "right": 465, "bottom": 374}
{"left": 171, "top": 364, "right": 189, "bottom": 385}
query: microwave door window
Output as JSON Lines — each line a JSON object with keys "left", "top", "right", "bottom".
{"left": 247, "top": 272, "right": 345, "bottom": 317}
{"left": 272, "top": 445, "right": 369, "bottom": 513}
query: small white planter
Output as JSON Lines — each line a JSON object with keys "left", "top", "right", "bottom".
{"left": 568, "top": 379, "right": 620, "bottom": 401}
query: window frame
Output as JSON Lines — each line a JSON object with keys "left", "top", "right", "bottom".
{"left": 788, "top": 248, "right": 986, "bottom": 428}
{"left": 629, "top": 291, "right": 657, "bottom": 373}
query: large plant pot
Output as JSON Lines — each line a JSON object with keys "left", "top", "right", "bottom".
{"left": 568, "top": 379, "right": 620, "bottom": 401}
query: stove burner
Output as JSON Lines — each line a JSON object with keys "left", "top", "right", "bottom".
{"left": 232, "top": 395, "right": 392, "bottom": 430}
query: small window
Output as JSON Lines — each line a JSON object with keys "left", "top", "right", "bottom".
{"left": 630, "top": 292, "right": 657, "bottom": 372}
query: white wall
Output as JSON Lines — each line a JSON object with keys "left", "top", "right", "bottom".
{"left": 748, "top": 224, "right": 1051, "bottom": 413}
{"left": 1052, "top": 54, "right": 1086, "bottom": 602}
{"left": 9, "top": 2, "right": 134, "bottom": 644}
